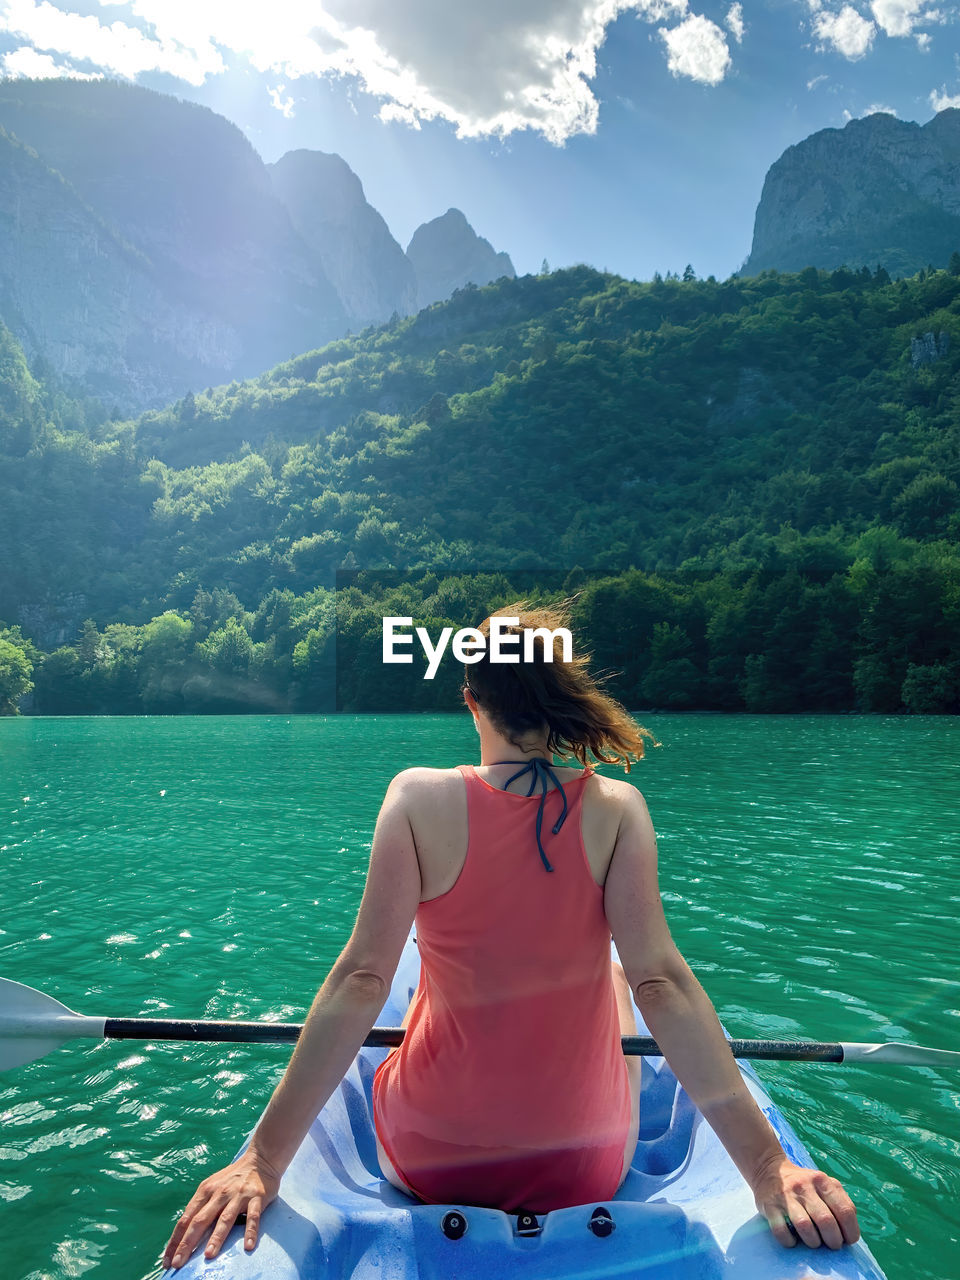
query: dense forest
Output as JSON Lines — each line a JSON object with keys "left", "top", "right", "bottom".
{"left": 2, "top": 258, "right": 958, "bottom": 715}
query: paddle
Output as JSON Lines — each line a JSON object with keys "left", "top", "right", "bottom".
{"left": 2, "top": 976, "right": 958, "bottom": 1073}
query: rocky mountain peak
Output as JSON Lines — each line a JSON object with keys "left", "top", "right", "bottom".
{"left": 739, "top": 107, "right": 960, "bottom": 279}
{"left": 264, "top": 146, "right": 414, "bottom": 330}
{"left": 267, "top": 148, "right": 416, "bottom": 328}
{"left": 406, "top": 208, "right": 515, "bottom": 309}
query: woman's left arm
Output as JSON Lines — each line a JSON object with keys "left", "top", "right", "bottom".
{"left": 606, "top": 786, "right": 861, "bottom": 1252}
{"left": 161, "top": 770, "right": 422, "bottom": 1270}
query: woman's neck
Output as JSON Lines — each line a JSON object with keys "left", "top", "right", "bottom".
{"left": 476, "top": 727, "right": 552, "bottom": 764}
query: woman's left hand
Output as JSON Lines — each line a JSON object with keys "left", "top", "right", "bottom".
{"left": 750, "top": 1153, "right": 861, "bottom": 1250}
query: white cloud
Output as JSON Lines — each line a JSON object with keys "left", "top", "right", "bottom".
{"left": 725, "top": 1, "right": 745, "bottom": 42}
{"left": 0, "top": 41, "right": 102, "bottom": 77}
{"left": 379, "top": 101, "right": 421, "bottom": 129}
{"left": 806, "top": 71, "right": 829, "bottom": 86}
{"left": 0, "top": 0, "right": 223, "bottom": 83}
{"left": 0, "top": 0, "right": 734, "bottom": 145}
{"left": 316, "top": 0, "right": 620, "bottom": 142}
{"left": 805, "top": 0, "right": 949, "bottom": 61}
{"left": 811, "top": 4, "right": 877, "bottom": 58}
{"left": 869, "top": 0, "right": 929, "bottom": 36}
{"left": 930, "top": 85, "right": 960, "bottom": 108}
{"left": 840, "top": 102, "right": 898, "bottom": 121}
{"left": 658, "top": 13, "right": 732, "bottom": 84}
{"left": 267, "top": 82, "right": 296, "bottom": 117}
{"left": 861, "top": 101, "right": 898, "bottom": 114}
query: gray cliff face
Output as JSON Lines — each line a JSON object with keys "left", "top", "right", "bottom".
{"left": 406, "top": 208, "right": 515, "bottom": 309}
{"left": 267, "top": 150, "right": 417, "bottom": 329}
{"left": 0, "top": 78, "right": 519, "bottom": 414}
{"left": 740, "top": 108, "right": 960, "bottom": 278}
{"left": 0, "top": 126, "right": 240, "bottom": 408}
{"left": 0, "top": 78, "right": 346, "bottom": 410}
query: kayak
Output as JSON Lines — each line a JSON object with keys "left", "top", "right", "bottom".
{"left": 159, "top": 928, "right": 888, "bottom": 1279}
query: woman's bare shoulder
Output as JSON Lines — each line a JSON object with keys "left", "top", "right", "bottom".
{"left": 580, "top": 772, "right": 648, "bottom": 886}
{"left": 386, "top": 769, "right": 466, "bottom": 844}
{"left": 588, "top": 770, "right": 647, "bottom": 808}
{"left": 390, "top": 765, "right": 462, "bottom": 782}
{"left": 585, "top": 773, "right": 653, "bottom": 844}
{"left": 387, "top": 766, "right": 464, "bottom": 800}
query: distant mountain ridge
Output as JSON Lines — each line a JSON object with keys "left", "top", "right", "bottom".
{"left": 0, "top": 77, "right": 516, "bottom": 412}
{"left": 740, "top": 108, "right": 960, "bottom": 278}
{"left": 7, "top": 80, "right": 959, "bottom": 418}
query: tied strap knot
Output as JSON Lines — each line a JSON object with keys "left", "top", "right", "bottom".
{"left": 491, "top": 757, "right": 571, "bottom": 872}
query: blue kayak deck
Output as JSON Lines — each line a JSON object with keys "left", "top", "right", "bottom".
{"left": 160, "top": 931, "right": 887, "bottom": 1279}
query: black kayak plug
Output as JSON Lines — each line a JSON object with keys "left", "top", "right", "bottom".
{"left": 516, "top": 1211, "right": 542, "bottom": 1237}
{"left": 441, "top": 1211, "right": 468, "bottom": 1240}
{"left": 589, "top": 1206, "right": 616, "bottom": 1237}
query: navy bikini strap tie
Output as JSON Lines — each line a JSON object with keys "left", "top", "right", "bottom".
{"left": 488, "top": 757, "right": 571, "bottom": 872}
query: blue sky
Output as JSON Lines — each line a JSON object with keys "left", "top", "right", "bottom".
{"left": 1, "top": 1, "right": 958, "bottom": 281}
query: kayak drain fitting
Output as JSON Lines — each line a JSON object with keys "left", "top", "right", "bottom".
{"left": 440, "top": 1207, "right": 616, "bottom": 1240}
{"left": 441, "top": 1211, "right": 467, "bottom": 1240}
{"left": 589, "top": 1206, "right": 616, "bottom": 1237}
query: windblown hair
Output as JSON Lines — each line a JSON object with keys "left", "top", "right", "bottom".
{"left": 464, "top": 597, "right": 659, "bottom": 771}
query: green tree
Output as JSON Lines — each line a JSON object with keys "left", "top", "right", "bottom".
{"left": 853, "top": 653, "right": 902, "bottom": 712}
{"left": 138, "top": 611, "right": 193, "bottom": 712}
{"left": 139, "top": 611, "right": 192, "bottom": 663}
{"left": 901, "top": 662, "right": 959, "bottom": 713}
{"left": 292, "top": 626, "right": 335, "bottom": 710}
{"left": 33, "top": 647, "right": 84, "bottom": 714}
{"left": 740, "top": 653, "right": 777, "bottom": 712}
{"left": 640, "top": 622, "right": 703, "bottom": 708}
{"left": 198, "top": 617, "right": 254, "bottom": 673}
{"left": 0, "top": 637, "right": 33, "bottom": 714}
{"left": 892, "top": 474, "right": 958, "bottom": 540}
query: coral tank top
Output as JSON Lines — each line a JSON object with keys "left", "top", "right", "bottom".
{"left": 371, "top": 759, "right": 633, "bottom": 1213}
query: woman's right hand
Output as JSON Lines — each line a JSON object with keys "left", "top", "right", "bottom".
{"left": 161, "top": 1147, "right": 283, "bottom": 1271}
{"left": 750, "top": 1152, "right": 860, "bottom": 1250}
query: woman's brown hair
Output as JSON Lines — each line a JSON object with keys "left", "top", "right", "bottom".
{"left": 463, "top": 596, "right": 659, "bottom": 770}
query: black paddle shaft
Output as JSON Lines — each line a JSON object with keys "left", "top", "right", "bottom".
{"left": 101, "top": 1019, "right": 846, "bottom": 1062}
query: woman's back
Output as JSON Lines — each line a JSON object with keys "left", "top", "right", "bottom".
{"left": 371, "top": 760, "right": 633, "bottom": 1213}
{"left": 398, "top": 761, "right": 627, "bottom": 898}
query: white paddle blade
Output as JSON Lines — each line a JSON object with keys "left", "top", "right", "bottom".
{"left": 841, "top": 1041, "right": 960, "bottom": 1068}
{"left": 0, "top": 977, "right": 106, "bottom": 1073}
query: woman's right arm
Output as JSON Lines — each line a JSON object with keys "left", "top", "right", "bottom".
{"left": 604, "top": 785, "right": 860, "bottom": 1252}
{"left": 160, "top": 770, "right": 423, "bottom": 1270}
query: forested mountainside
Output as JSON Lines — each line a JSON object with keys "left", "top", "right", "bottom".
{"left": 2, "top": 261, "right": 958, "bottom": 716}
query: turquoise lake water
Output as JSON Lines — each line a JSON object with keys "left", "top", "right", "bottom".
{"left": 1, "top": 714, "right": 958, "bottom": 1279}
